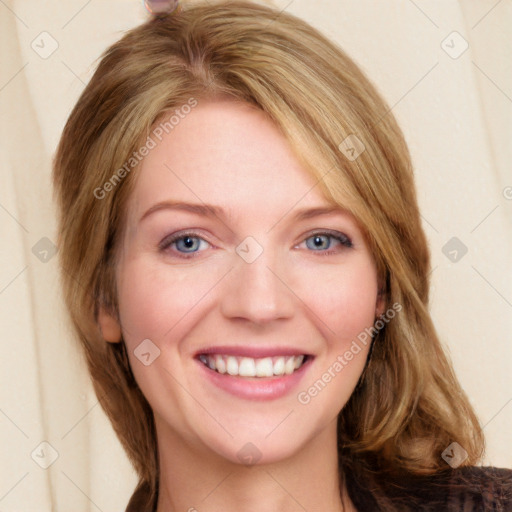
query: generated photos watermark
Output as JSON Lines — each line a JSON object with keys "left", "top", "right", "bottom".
{"left": 93, "top": 97, "right": 198, "bottom": 200}
{"left": 297, "top": 302, "right": 402, "bottom": 405}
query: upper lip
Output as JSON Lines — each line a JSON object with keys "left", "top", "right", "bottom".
{"left": 195, "top": 345, "right": 313, "bottom": 358}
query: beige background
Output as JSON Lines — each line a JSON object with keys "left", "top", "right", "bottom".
{"left": 1, "top": 0, "right": 511, "bottom": 510}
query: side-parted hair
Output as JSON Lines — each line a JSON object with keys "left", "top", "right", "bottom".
{"left": 53, "top": 1, "right": 484, "bottom": 508}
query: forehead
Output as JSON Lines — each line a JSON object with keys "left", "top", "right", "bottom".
{"left": 126, "top": 99, "right": 337, "bottom": 224}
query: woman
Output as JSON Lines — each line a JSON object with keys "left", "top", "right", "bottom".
{"left": 52, "top": 1, "right": 512, "bottom": 510}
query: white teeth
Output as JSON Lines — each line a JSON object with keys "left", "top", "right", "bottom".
{"left": 238, "top": 357, "right": 256, "bottom": 377}
{"left": 284, "top": 357, "right": 295, "bottom": 375}
{"left": 215, "top": 355, "right": 226, "bottom": 374}
{"left": 199, "top": 354, "right": 307, "bottom": 377}
{"left": 226, "top": 356, "right": 239, "bottom": 375}
{"left": 273, "top": 356, "right": 285, "bottom": 376}
{"left": 255, "top": 357, "right": 274, "bottom": 377}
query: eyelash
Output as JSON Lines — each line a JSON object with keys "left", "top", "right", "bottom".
{"left": 159, "top": 230, "right": 353, "bottom": 259}
{"left": 298, "top": 230, "right": 353, "bottom": 255}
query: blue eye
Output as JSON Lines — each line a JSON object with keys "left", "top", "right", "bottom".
{"left": 306, "top": 234, "right": 331, "bottom": 250}
{"left": 160, "top": 233, "right": 209, "bottom": 256}
{"left": 303, "top": 232, "right": 352, "bottom": 252}
{"left": 175, "top": 235, "right": 202, "bottom": 252}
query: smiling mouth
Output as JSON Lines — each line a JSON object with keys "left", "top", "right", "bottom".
{"left": 197, "top": 354, "right": 309, "bottom": 378}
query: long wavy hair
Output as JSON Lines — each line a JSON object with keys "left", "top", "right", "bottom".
{"left": 52, "top": 1, "right": 485, "bottom": 509}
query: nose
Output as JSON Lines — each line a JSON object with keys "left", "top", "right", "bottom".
{"left": 220, "top": 246, "right": 295, "bottom": 325}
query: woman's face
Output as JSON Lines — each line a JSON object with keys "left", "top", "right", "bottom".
{"left": 101, "top": 99, "right": 384, "bottom": 465}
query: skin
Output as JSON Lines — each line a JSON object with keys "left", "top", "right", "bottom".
{"left": 99, "top": 99, "right": 384, "bottom": 512}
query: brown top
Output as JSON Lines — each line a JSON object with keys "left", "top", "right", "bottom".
{"left": 345, "top": 466, "right": 512, "bottom": 511}
{"left": 126, "top": 466, "right": 512, "bottom": 511}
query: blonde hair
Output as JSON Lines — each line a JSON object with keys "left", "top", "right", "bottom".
{"left": 53, "top": 1, "right": 484, "bottom": 508}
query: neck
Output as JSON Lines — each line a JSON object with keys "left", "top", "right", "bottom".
{"left": 155, "top": 418, "right": 354, "bottom": 512}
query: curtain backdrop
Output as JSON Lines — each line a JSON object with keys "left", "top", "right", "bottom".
{"left": 1, "top": 1, "right": 510, "bottom": 510}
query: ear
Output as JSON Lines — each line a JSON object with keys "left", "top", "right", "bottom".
{"left": 98, "top": 306, "right": 122, "bottom": 343}
{"left": 375, "top": 284, "right": 386, "bottom": 318}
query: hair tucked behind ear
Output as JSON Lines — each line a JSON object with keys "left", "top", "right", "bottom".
{"left": 53, "top": 1, "right": 484, "bottom": 509}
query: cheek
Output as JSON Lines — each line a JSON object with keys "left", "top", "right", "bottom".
{"left": 114, "top": 257, "right": 224, "bottom": 423}
{"left": 296, "top": 256, "right": 379, "bottom": 344}
{"left": 115, "top": 256, "right": 223, "bottom": 344}
{"left": 294, "top": 259, "right": 378, "bottom": 418}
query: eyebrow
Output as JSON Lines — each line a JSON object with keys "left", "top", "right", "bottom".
{"left": 139, "top": 201, "right": 224, "bottom": 223}
{"left": 138, "top": 201, "right": 349, "bottom": 224}
{"left": 293, "top": 206, "right": 350, "bottom": 221}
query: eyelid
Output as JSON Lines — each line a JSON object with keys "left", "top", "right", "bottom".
{"left": 294, "top": 229, "right": 354, "bottom": 254}
{"left": 300, "top": 229, "right": 353, "bottom": 245}
{"left": 158, "top": 228, "right": 353, "bottom": 257}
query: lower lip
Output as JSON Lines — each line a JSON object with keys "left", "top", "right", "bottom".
{"left": 196, "top": 358, "right": 313, "bottom": 401}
